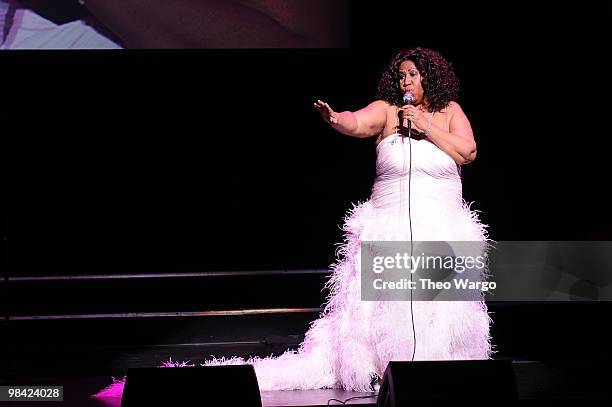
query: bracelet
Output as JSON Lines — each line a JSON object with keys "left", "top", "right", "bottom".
{"left": 425, "top": 114, "right": 433, "bottom": 137}
{"left": 77, "top": 0, "right": 86, "bottom": 5}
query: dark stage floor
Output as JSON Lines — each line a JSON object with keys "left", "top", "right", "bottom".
{"left": 2, "top": 348, "right": 610, "bottom": 406}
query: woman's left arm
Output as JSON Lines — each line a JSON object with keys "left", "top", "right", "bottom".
{"left": 406, "top": 102, "right": 477, "bottom": 165}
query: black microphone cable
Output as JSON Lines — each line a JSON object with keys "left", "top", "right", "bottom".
{"left": 406, "top": 115, "right": 416, "bottom": 362}
{"left": 400, "top": 92, "right": 417, "bottom": 362}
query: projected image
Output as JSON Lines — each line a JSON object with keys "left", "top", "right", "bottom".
{"left": 1, "top": 0, "right": 349, "bottom": 49}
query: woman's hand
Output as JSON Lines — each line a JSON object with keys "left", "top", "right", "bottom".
{"left": 314, "top": 100, "right": 339, "bottom": 125}
{"left": 401, "top": 105, "right": 429, "bottom": 132}
{"left": 313, "top": 99, "right": 386, "bottom": 138}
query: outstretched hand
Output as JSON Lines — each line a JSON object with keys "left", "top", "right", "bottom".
{"left": 313, "top": 99, "right": 338, "bottom": 124}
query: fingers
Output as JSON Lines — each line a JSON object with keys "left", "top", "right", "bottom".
{"left": 313, "top": 99, "right": 332, "bottom": 112}
{"left": 314, "top": 99, "right": 336, "bottom": 125}
{"left": 402, "top": 106, "right": 417, "bottom": 119}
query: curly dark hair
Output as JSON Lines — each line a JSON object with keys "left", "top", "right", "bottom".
{"left": 376, "top": 47, "right": 460, "bottom": 112}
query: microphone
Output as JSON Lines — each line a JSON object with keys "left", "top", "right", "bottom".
{"left": 401, "top": 91, "right": 414, "bottom": 127}
{"left": 403, "top": 91, "right": 414, "bottom": 106}
{"left": 401, "top": 92, "right": 414, "bottom": 141}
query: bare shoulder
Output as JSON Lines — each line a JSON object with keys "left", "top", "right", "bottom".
{"left": 369, "top": 100, "right": 395, "bottom": 124}
{"left": 444, "top": 101, "right": 474, "bottom": 138}
{"left": 353, "top": 100, "right": 393, "bottom": 137}
{"left": 445, "top": 101, "right": 470, "bottom": 122}
{"left": 357, "top": 99, "right": 392, "bottom": 117}
{"left": 445, "top": 101, "right": 464, "bottom": 114}
{"left": 370, "top": 99, "right": 393, "bottom": 111}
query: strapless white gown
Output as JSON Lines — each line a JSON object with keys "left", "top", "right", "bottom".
{"left": 203, "top": 133, "right": 492, "bottom": 389}
{"left": 94, "top": 133, "right": 492, "bottom": 399}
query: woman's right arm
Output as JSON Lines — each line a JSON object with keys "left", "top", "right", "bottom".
{"left": 313, "top": 100, "right": 388, "bottom": 138}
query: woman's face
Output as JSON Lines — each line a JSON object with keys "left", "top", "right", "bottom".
{"left": 399, "top": 60, "right": 425, "bottom": 105}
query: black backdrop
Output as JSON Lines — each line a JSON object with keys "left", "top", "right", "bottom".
{"left": 2, "top": 1, "right": 610, "bottom": 276}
